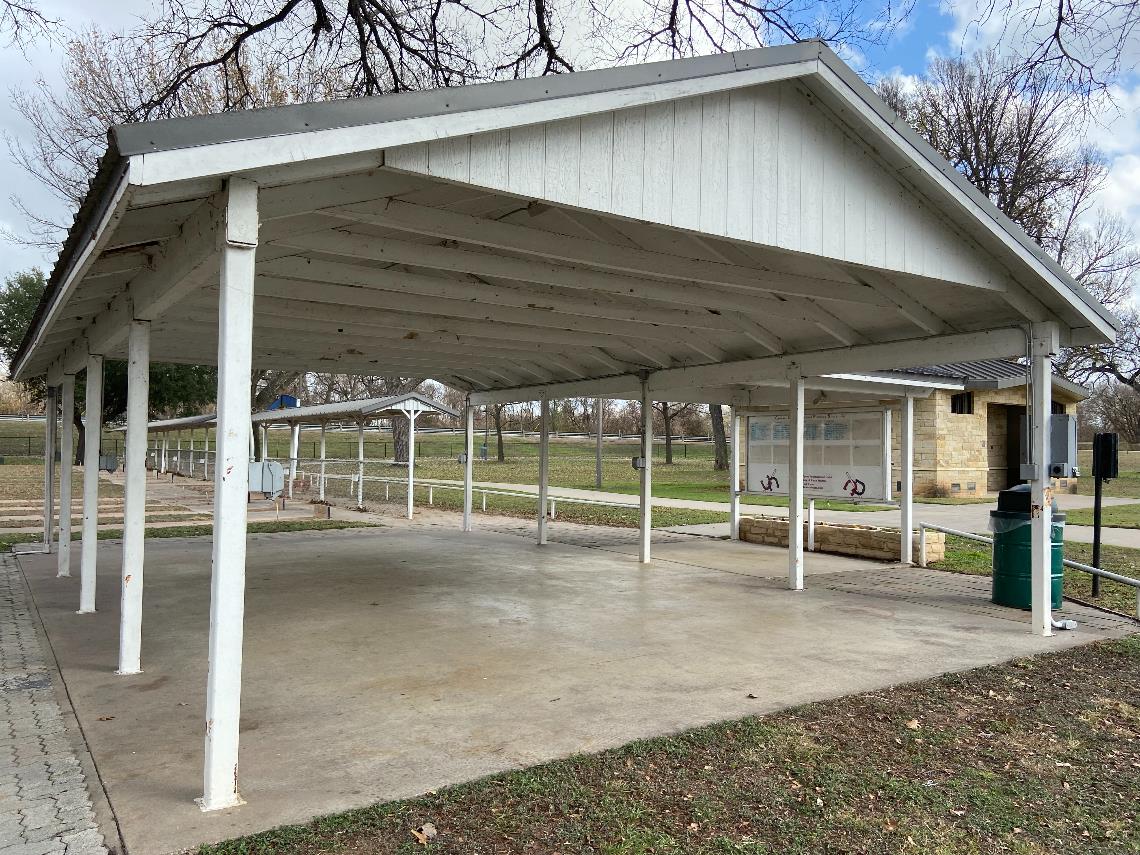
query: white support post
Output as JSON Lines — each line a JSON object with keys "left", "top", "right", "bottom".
{"left": 160, "top": 435, "right": 168, "bottom": 473}
{"left": 462, "top": 402, "right": 474, "bottom": 531}
{"left": 58, "top": 376, "right": 75, "bottom": 575}
{"left": 176, "top": 431, "right": 182, "bottom": 476}
{"left": 318, "top": 423, "right": 327, "bottom": 501}
{"left": 203, "top": 432, "right": 210, "bottom": 480}
{"left": 729, "top": 407, "right": 741, "bottom": 541}
{"left": 1030, "top": 323, "right": 1058, "bottom": 637}
{"left": 788, "top": 374, "right": 805, "bottom": 591}
{"left": 639, "top": 376, "right": 653, "bottom": 564}
{"left": 259, "top": 424, "right": 268, "bottom": 462}
{"left": 406, "top": 410, "right": 418, "bottom": 520}
{"left": 356, "top": 422, "right": 365, "bottom": 508}
{"left": 79, "top": 354, "right": 104, "bottom": 614}
{"left": 288, "top": 423, "right": 300, "bottom": 499}
{"left": 595, "top": 397, "right": 603, "bottom": 490}
{"left": 118, "top": 319, "right": 150, "bottom": 676}
{"left": 201, "top": 176, "right": 258, "bottom": 813}
{"left": 537, "top": 395, "right": 550, "bottom": 545}
{"left": 807, "top": 498, "right": 816, "bottom": 552}
{"left": 900, "top": 395, "right": 914, "bottom": 565}
{"left": 42, "top": 386, "right": 57, "bottom": 553}
{"left": 188, "top": 432, "right": 196, "bottom": 478}
{"left": 882, "top": 408, "right": 893, "bottom": 502}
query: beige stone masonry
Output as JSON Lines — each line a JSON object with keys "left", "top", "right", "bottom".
{"left": 738, "top": 515, "right": 945, "bottom": 565}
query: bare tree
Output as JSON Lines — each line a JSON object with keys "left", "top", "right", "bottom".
{"left": 346, "top": 375, "right": 424, "bottom": 460}
{"left": 880, "top": 51, "right": 1140, "bottom": 391}
{"left": 1, "top": 0, "right": 55, "bottom": 47}
{"left": 962, "top": 0, "right": 1139, "bottom": 96}
{"left": 6, "top": 28, "right": 352, "bottom": 243}
{"left": 1083, "top": 382, "right": 1140, "bottom": 442}
{"left": 653, "top": 400, "right": 694, "bottom": 464}
{"left": 593, "top": 0, "right": 907, "bottom": 64}
{"left": 491, "top": 402, "right": 506, "bottom": 461}
{"left": 709, "top": 403, "right": 728, "bottom": 471}
{"left": 250, "top": 369, "right": 304, "bottom": 458}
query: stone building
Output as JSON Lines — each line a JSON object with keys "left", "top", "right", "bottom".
{"left": 888, "top": 362, "right": 1085, "bottom": 498}
{"left": 735, "top": 360, "right": 1086, "bottom": 501}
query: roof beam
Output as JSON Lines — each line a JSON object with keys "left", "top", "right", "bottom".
{"left": 243, "top": 295, "right": 635, "bottom": 368}
{"left": 250, "top": 276, "right": 742, "bottom": 355}
{"left": 852, "top": 269, "right": 953, "bottom": 335}
{"left": 48, "top": 190, "right": 230, "bottom": 375}
{"left": 327, "top": 199, "right": 890, "bottom": 306}
{"left": 258, "top": 255, "right": 745, "bottom": 333}
{"left": 469, "top": 327, "right": 1029, "bottom": 404}
{"left": 780, "top": 296, "right": 869, "bottom": 346}
{"left": 269, "top": 228, "right": 845, "bottom": 325}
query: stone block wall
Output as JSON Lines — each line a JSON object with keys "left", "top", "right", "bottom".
{"left": 738, "top": 516, "right": 945, "bottom": 564}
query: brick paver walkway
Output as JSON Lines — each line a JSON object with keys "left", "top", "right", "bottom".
{"left": 0, "top": 555, "right": 108, "bottom": 855}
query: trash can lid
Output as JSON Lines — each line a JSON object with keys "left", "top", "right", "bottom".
{"left": 995, "top": 483, "right": 1061, "bottom": 514}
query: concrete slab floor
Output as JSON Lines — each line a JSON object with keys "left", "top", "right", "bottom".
{"left": 15, "top": 522, "right": 1136, "bottom": 855}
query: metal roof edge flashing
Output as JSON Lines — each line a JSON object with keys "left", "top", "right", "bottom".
{"left": 808, "top": 45, "right": 1118, "bottom": 338}
{"left": 112, "top": 42, "right": 821, "bottom": 158}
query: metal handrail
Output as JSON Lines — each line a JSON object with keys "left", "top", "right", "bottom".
{"left": 314, "top": 471, "right": 638, "bottom": 517}
{"left": 918, "top": 521, "right": 1140, "bottom": 619}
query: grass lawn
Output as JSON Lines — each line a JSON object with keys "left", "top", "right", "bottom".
{"left": 198, "top": 635, "right": 1140, "bottom": 855}
{"left": 0, "top": 464, "right": 124, "bottom": 502}
{"left": 341, "top": 456, "right": 888, "bottom": 513}
{"left": 1065, "top": 503, "right": 1140, "bottom": 529}
{"left": 0, "top": 519, "right": 378, "bottom": 553}
{"left": 1076, "top": 450, "right": 1140, "bottom": 498}
{"left": 357, "top": 477, "right": 730, "bottom": 529}
{"left": 934, "top": 534, "right": 1140, "bottom": 616}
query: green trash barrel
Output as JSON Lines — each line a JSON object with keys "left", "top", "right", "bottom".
{"left": 990, "top": 485, "right": 1064, "bottom": 610}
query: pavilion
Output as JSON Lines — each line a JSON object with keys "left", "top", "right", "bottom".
{"left": 9, "top": 41, "right": 1117, "bottom": 812}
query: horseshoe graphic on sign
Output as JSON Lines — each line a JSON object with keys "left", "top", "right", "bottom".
{"left": 759, "top": 470, "right": 781, "bottom": 492}
{"left": 843, "top": 472, "right": 866, "bottom": 497}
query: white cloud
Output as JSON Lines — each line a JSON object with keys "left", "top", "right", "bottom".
{"left": 1099, "top": 153, "right": 1140, "bottom": 230}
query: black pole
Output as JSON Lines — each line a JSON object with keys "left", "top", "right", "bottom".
{"left": 1092, "top": 473, "right": 1103, "bottom": 598}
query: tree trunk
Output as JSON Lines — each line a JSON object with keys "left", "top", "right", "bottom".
{"left": 663, "top": 403, "right": 674, "bottom": 464}
{"left": 251, "top": 421, "right": 262, "bottom": 460}
{"left": 710, "top": 404, "right": 728, "bottom": 471}
{"left": 392, "top": 417, "right": 409, "bottom": 462}
{"left": 72, "top": 411, "right": 85, "bottom": 465}
{"left": 494, "top": 406, "right": 505, "bottom": 462}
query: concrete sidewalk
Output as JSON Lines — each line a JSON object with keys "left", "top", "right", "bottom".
{"left": 444, "top": 479, "right": 1140, "bottom": 548}
{"left": 15, "top": 517, "right": 1135, "bottom": 854}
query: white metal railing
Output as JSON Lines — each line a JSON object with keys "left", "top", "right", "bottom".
{"left": 307, "top": 470, "right": 638, "bottom": 518}
{"left": 145, "top": 447, "right": 644, "bottom": 517}
{"left": 918, "top": 521, "right": 1140, "bottom": 620}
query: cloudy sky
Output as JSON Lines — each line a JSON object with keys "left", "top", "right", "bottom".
{"left": 1, "top": 0, "right": 1137, "bottom": 287}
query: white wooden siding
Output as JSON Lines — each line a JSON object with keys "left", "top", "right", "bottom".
{"left": 385, "top": 80, "right": 1005, "bottom": 289}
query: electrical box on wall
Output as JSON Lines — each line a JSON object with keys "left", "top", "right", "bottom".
{"left": 1049, "top": 414, "right": 1078, "bottom": 477}
{"left": 1017, "top": 414, "right": 1079, "bottom": 479}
